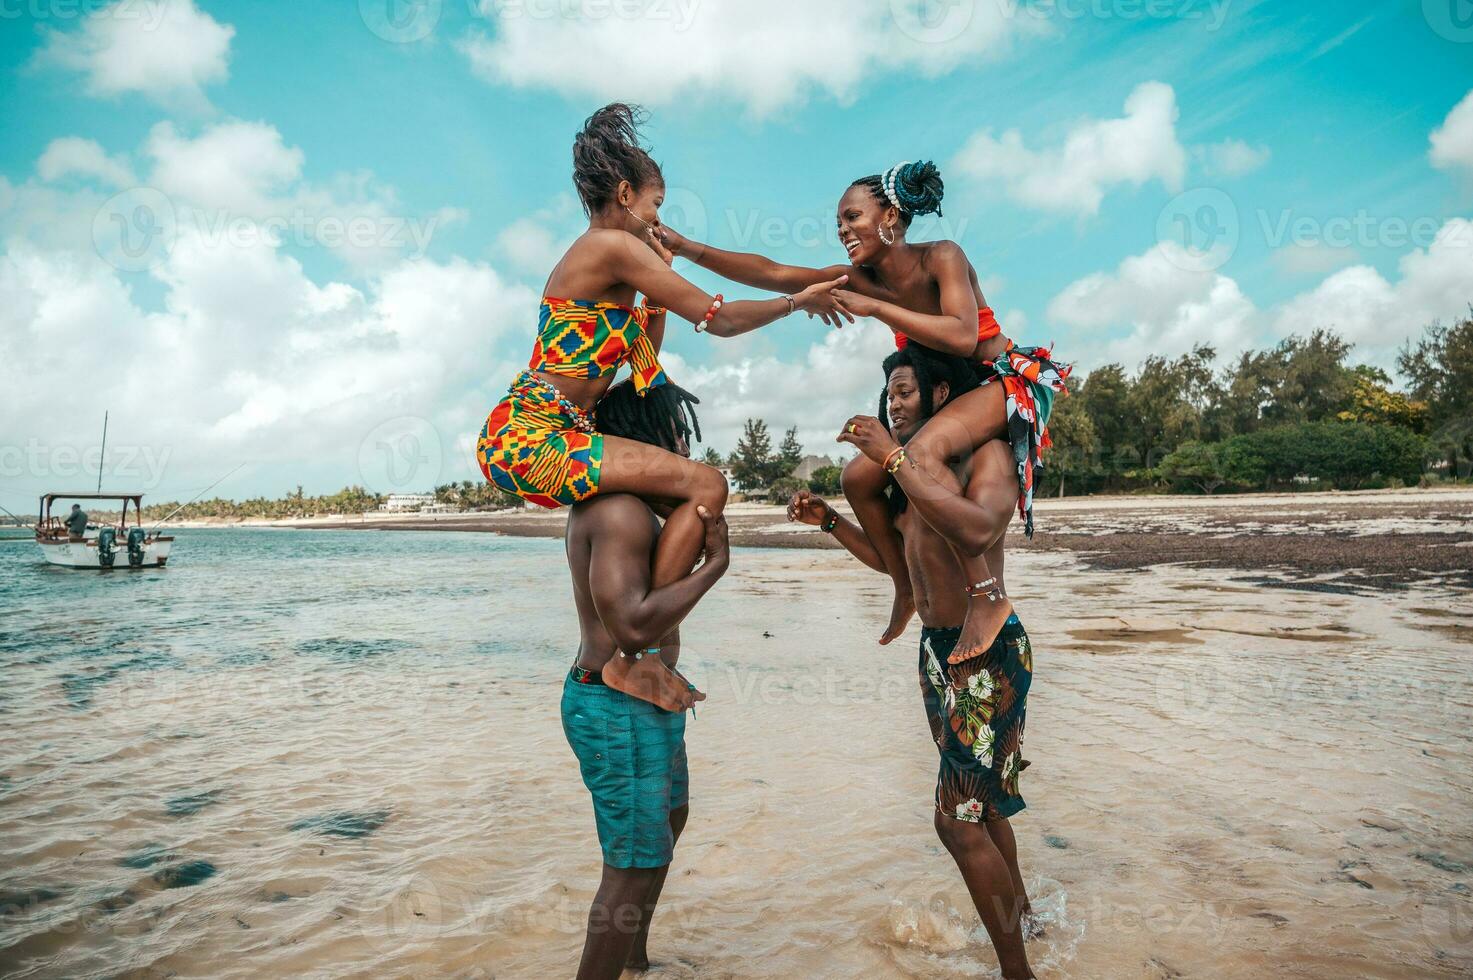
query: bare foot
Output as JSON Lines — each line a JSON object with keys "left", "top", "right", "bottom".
{"left": 947, "top": 593, "right": 1014, "bottom": 664}
{"left": 879, "top": 587, "right": 916, "bottom": 645}
{"left": 603, "top": 654, "right": 706, "bottom": 712}
{"left": 1021, "top": 904, "right": 1045, "bottom": 941}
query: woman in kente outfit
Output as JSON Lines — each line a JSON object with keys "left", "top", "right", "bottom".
{"left": 476, "top": 104, "right": 850, "bottom": 710}
{"left": 660, "top": 161, "right": 1069, "bottom": 666}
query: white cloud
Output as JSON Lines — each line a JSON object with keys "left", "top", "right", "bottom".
{"left": 1046, "top": 241, "right": 1258, "bottom": 363}
{"left": 1199, "top": 138, "right": 1271, "bottom": 178}
{"left": 661, "top": 320, "right": 897, "bottom": 456}
{"left": 1271, "top": 218, "right": 1473, "bottom": 360}
{"left": 1430, "top": 90, "right": 1473, "bottom": 177}
{"left": 0, "top": 232, "right": 532, "bottom": 498}
{"left": 1047, "top": 219, "right": 1473, "bottom": 371}
{"left": 953, "top": 82, "right": 1187, "bottom": 216}
{"left": 35, "top": 0, "right": 233, "bottom": 109}
{"left": 37, "top": 137, "right": 136, "bottom": 188}
{"left": 146, "top": 120, "right": 304, "bottom": 214}
{"left": 458, "top": 0, "right": 1043, "bottom": 117}
{"left": 495, "top": 194, "right": 582, "bottom": 279}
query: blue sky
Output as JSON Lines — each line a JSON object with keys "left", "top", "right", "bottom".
{"left": 1, "top": 0, "right": 1470, "bottom": 506}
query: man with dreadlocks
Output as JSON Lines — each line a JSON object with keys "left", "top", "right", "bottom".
{"left": 561, "top": 377, "right": 727, "bottom": 980}
{"left": 789, "top": 344, "right": 1040, "bottom": 980}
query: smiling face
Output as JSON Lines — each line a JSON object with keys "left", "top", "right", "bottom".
{"left": 836, "top": 185, "right": 898, "bottom": 266}
{"left": 618, "top": 178, "right": 666, "bottom": 241}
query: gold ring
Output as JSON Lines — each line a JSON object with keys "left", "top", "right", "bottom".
{"left": 848, "top": 423, "right": 858, "bottom": 434}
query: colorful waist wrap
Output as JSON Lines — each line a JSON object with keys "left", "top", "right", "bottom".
{"left": 983, "top": 343, "right": 1071, "bottom": 538}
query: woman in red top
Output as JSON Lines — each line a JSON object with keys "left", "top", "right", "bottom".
{"left": 660, "top": 161, "right": 1069, "bottom": 663}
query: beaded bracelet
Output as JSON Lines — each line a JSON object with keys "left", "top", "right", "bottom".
{"left": 884, "top": 448, "right": 910, "bottom": 475}
{"left": 821, "top": 510, "right": 839, "bottom": 533}
{"left": 695, "top": 294, "right": 723, "bottom": 333}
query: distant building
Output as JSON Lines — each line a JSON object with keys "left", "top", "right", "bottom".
{"left": 382, "top": 492, "right": 436, "bottom": 512}
{"left": 793, "top": 454, "right": 838, "bottom": 480}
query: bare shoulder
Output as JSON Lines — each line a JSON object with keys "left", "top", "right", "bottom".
{"left": 921, "top": 239, "right": 969, "bottom": 268}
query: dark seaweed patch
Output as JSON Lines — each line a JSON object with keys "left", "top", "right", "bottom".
{"left": 166, "top": 789, "right": 222, "bottom": 817}
{"left": 288, "top": 810, "right": 390, "bottom": 838}
{"left": 295, "top": 638, "right": 415, "bottom": 662}
{"left": 152, "top": 860, "right": 218, "bottom": 889}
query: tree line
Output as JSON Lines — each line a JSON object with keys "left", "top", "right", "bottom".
{"left": 1045, "top": 314, "right": 1473, "bottom": 495}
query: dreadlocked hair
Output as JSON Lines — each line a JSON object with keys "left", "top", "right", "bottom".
{"left": 876, "top": 343, "right": 978, "bottom": 516}
{"left": 595, "top": 378, "right": 702, "bottom": 453}
{"left": 876, "top": 343, "right": 979, "bottom": 431}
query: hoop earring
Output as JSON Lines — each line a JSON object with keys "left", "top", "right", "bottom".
{"left": 878, "top": 223, "right": 894, "bottom": 247}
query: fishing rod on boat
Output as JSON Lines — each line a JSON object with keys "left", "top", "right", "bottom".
{"left": 147, "top": 463, "right": 245, "bottom": 535}
{"left": 0, "top": 500, "right": 30, "bottom": 538}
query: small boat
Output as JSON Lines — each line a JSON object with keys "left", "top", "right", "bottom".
{"left": 34, "top": 492, "right": 174, "bottom": 569}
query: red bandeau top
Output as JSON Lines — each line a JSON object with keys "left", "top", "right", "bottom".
{"left": 894, "top": 306, "right": 1001, "bottom": 350}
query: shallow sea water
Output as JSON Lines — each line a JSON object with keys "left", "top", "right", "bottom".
{"left": 1, "top": 528, "right": 1470, "bottom": 978}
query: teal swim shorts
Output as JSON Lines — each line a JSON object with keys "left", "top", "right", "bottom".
{"left": 561, "top": 667, "right": 689, "bottom": 869}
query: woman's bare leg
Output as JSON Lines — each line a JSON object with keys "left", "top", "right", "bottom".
{"left": 943, "top": 440, "right": 1020, "bottom": 663}
{"left": 841, "top": 454, "right": 915, "bottom": 644}
{"left": 596, "top": 436, "right": 728, "bottom": 709}
{"left": 904, "top": 387, "right": 1019, "bottom": 662}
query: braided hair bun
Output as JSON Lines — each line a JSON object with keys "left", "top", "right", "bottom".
{"left": 889, "top": 160, "right": 944, "bottom": 217}
{"left": 572, "top": 103, "right": 663, "bottom": 215}
{"left": 851, "top": 160, "right": 944, "bottom": 227}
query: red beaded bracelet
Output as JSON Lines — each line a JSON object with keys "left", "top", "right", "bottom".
{"left": 695, "top": 294, "right": 723, "bottom": 333}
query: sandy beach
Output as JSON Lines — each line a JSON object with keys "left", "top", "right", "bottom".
{"left": 262, "top": 486, "right": 1473, "bottom": 591}
{"left": 3, "top": 494, "right": 1470, "bottom": 978}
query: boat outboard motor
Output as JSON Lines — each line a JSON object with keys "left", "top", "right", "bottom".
{"left": 97, "top": 527, "right": 117, "bottom": 568}
{"left": 127, "top": 528, "right": 147, "bottom": 567}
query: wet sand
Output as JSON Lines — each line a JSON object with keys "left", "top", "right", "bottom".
{"left": 295, "top": 487, "right": 1473, "bottom": 592}
{"left": 2, "top": 529, "right": 1469, "bottom": 978}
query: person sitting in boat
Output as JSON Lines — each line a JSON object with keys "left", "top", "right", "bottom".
{"left": 63, "top": 504, "right": 88, "bottom": 539}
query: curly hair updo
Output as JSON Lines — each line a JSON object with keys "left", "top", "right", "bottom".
{"left": 572, "top": 103, "right": 664, "bottom": 216}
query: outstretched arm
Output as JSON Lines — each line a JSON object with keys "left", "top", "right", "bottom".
{"left": 661, "top": 226, "right": 854, "bottom": 294}
{"left": 787, "top": 490, "right": 888, "bottom": 574}
{"left": 589, "top": 504, "right": 730, "bottom": 652}
{"left": 832, "top": 243, "right": 980, "bottom": 357}
{"left": 601, "top": 230, "right": 853, "bottom": 335}
{"left": 837, "top": 416, "right": 1006, "bottom": 557}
